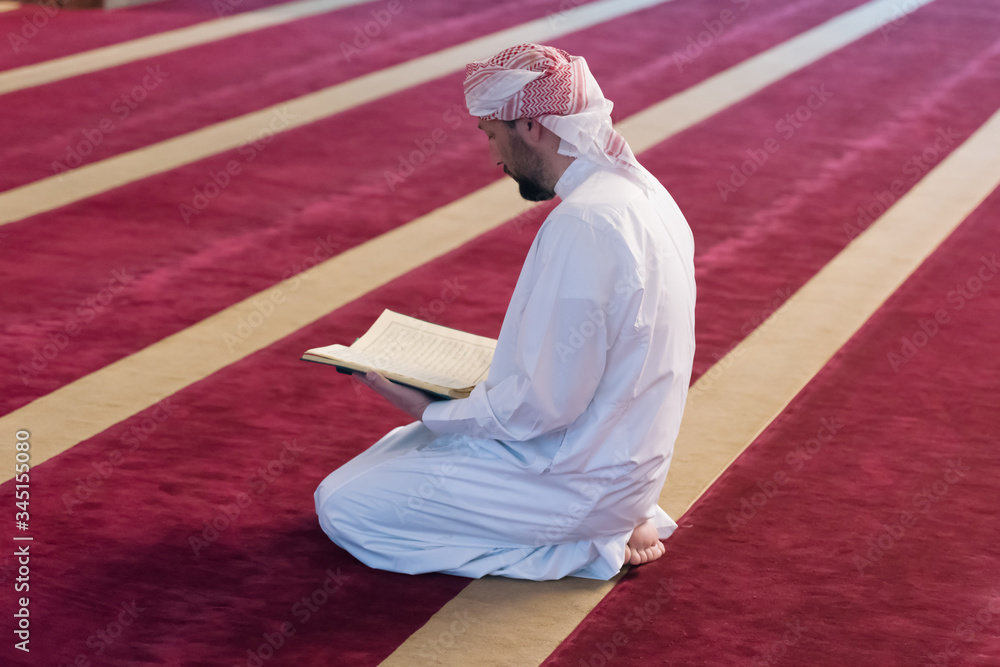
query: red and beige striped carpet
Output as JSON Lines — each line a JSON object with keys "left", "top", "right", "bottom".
{"left": 2, "top": 0, "right": 998, "bottom": 665}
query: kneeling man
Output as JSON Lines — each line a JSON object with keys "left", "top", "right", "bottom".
{"left": 315, "top": 44, "right": 695, "bottom": 580}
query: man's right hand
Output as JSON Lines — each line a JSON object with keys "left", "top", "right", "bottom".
{"left": 353, "top": 371, "right": 440, "bottom": 421}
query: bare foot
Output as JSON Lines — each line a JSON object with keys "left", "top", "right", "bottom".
{"left": 623, "top": 520, "right": 665, "bottom": 567}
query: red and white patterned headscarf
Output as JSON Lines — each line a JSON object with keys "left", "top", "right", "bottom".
{"left": 464, "top": 44, "right": 656, "bottom": 190}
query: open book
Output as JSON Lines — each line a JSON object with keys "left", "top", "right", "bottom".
{"left": 301, "top": 310, "right": 497, "bottom": 399}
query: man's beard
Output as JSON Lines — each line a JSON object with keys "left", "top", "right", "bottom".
{"left": 504, "top": 133, "right": 555, "bottom": 202}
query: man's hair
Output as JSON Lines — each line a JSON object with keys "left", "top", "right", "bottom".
{"left": 502, "top": 120, "right": 517, "bottom": 129}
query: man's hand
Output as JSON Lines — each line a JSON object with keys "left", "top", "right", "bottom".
{"left": 354, "top": 371, "right": 439, "bottom": 421}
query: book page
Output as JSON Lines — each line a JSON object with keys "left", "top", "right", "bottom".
{"left": 344, "top": 311, "right": 495, "bottom": 389}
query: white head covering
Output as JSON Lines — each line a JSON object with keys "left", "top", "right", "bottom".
{"left": 463, "top": 43, "right": 658, "bottom": 191}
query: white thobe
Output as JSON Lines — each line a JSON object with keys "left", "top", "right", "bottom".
{"left": 315, "top": 158, "right": 695, "bottom": 580}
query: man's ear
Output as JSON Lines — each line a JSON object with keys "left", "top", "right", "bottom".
{"left": 517, "top": 117, "right": 544, "bottom": 144}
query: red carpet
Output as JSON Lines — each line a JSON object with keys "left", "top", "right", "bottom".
{"left": 1, "top": 0, "right": 998, "bottom": 665}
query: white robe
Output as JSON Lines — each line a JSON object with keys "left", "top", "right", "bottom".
{"left": 315, "top": 158, "right": 696, "bottom": 580}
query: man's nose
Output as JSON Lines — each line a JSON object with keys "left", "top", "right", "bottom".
{"left": 487, "top": 142, "right": 501, "bottom": 166}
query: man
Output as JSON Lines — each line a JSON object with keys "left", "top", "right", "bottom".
{"left": 315, "top": 44, "right": 695, "bottom": 580}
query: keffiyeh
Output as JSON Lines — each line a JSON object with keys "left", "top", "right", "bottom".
{"left": 463, "top": 44, "right": 657, "bottom": 190}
